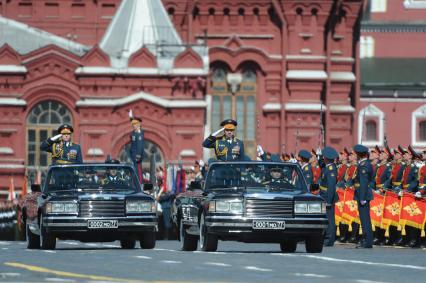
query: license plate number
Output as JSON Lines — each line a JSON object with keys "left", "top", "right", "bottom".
{"left": 88, "top": 220, "right": 118, "bottom": 229}
{"left": 252, "top": 220, "right": 285, "bottom": 230}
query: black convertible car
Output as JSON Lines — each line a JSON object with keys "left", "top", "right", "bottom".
{"left": 23, "top": 163, "right": 157, "bottom": 250}
{"left": 172, "top": 161, "right": 328, "bottom": 253}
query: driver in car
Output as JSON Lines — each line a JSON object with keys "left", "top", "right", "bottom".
{"left": 263, "top": 167, "right": 287, "bottom": 187}
{"left": 79, "top": 168, "right": 99, "bottom": 186}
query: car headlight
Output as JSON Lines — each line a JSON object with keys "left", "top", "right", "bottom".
{"left": 46, "top": 202, "right": 78, "bottom": 214}
{"left": 209, "top": 200, "right": 243, "bottom": 214}
{"left": 126, "top": 201, "right": 154, "bottom": 213}
{"left": 294, "top": 202, "right": 325, "bottom": 214}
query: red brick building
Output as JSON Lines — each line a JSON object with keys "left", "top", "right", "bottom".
{"left": 359, "top": 0, "right": 426, "bottom": 149}
{"left": 0, "top": 0, "right": 364, "bottom": 195}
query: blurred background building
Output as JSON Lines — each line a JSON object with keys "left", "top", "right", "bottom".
{"left": 0, "top": 0, "right": 366, "bottom": 196}
{"left": 359, "top": 0, "right": 426, "bottom": 148}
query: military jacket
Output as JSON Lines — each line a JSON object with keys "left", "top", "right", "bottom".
{"left": 202, "top": 135, "right": 245, "bottom": 161}
{"left": 402, "top": 163, "right": 419, "bottom": 192}
{"left": 301, "top": 163, "right": 313, "bottom": 187}
{"left": 319, "top": 163, "right": 338, "bottom": 205}
{"left": 40, "top": 139, "right": 83, "bottom": 164}
{"left": 374, "top": 163, "right": 391, "bottom": 190}
{"left": 336, "top": 164, "right": 348, "bottom": 188}
{"left": 130, "top": 130, "right": 144, "bottom": 163}
{"left": 344, "top": 164, "right": 358, "bottom": 188}
{"left": 418, "top": 165, "right": 426, "bottom": 194}
{"left": 354, "top": 158, "right": 373, "bottom": 202}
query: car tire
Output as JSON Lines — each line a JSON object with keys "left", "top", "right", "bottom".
{"left": 120, "top": 239, "right": 136, "bottom": 249}
{"left": 140, "top": 232, "right": 156, "bottom": 249}
{"left": 26, "top": 222, "right": 40, "bottom": 249}
{"left": 280, "top": 239, "right": 297, "bottom": 253}
{"left": 305, "top": 234, "right": 324, "bottom": 253}
{"left": 199, "top": 213, "right": 218, "bottom": 252}
{"left": 180, "top": 220, "right": 198, "bottom": 251}
{"left": 40, "top": 216, "right": 56, "bottom": 250}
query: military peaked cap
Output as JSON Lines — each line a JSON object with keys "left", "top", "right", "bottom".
{"left": 220, "top": 119, "right": 238, "bottom": 130}
{"left": 298, "top": 149, "right": 312, "bottom": 160}
{"left": 322, "top": 146, "right": 338, "bottom": 160}
{"left": 58, "top": 124, "right": 73, "bottom": 134}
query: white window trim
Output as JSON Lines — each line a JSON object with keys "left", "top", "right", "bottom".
{"left": 411, "top": 104, "right": 426, "bottom": 147}
{"left": 371, "top": 0, "right": 387, "bottom": 12}
{"left": 404, "top": 0, "right": 426, "bottom": 9}
{"left": 358, "top": 104, "right": 384, "bottom": 146}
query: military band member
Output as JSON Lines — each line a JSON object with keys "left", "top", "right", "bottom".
{"left": 319, "top": 146, "right": 339, "bottom": 247}
{"left": 202, "top": 119, "right": 245, "bottom": 161}
{"left": 129, "top": 112, "right": 145, "bottom": 183}
{"left": 390, "top": 147, "right": 405, "bottom": 191}
{"left": 353, "top": 144, "right": 374, "bottom": 249}
{"left": 298, "top": 150, "right": 313, "bottom": 187}
{"left": 40, "top": 124, "right": 83, "bottom": 164}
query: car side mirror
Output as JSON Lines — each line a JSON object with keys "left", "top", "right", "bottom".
{"left": 143, "top": 183, "right": 153, "bottom": 192}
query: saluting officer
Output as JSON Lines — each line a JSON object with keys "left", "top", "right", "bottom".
{"left": 319, "top": 146, "right": 339, "bottom": 247}
{"left": 202, "top": 119, "right": 245, "bottom": 161}
{"left": 129, "top": 112, "right": 145, "bottom": 182}
{"left": 353, "top": 144, "right": 374, "bottom": 249}
{"left": 298, "top": 150, "right": 313, "bottom": 187}
{"left": 40, "top": 124, "right": 83, "bottom": 164}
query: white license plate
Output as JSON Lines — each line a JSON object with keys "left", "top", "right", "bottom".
{"left": 252, "top": 220, "right": 285, "bottom": 230}
{"left": 88, "top": 220, "right": 118, "bottom": 229}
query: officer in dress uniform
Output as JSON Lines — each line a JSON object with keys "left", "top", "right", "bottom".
{"left": 40, "top": 124, "right": 83, "bottom": 164}
{"left": 202, "top": 119, "right": 245, "bottom": 161}
{"left": 129, "top": 113, "right": 145, "bottom": 183}
{"left": 353, "top": 144, "right": 374, "bottom": 248}
{"left": 298, "top": 150, "right": 313, "bottom": 187}
{"left": 319, "top": 146, "right": 339, "bottom": 246}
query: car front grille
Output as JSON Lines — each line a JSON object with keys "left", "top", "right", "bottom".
{"left": 79, "top": 200, "right": 125, "bottom": 217}
{"left": 245, "top": 199, "right": 293, "bottom": 218}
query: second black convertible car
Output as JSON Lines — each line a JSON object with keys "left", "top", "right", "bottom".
{"left": 172, "top": 161, "right": 328, "bottom": 253}
{"left": 23, "top": 163, "right": 157, "bottom": 250}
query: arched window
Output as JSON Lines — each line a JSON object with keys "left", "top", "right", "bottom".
{"left": 365, "top": 120, "right": 377, "bottom": 141}
{"left": 419, "top": 121, "right": 426, "bottom": 141}
{"left": 27, "top": 101, "right": 72, "bottom": 183}
{"left": 118, "top": 140, "right": 164, "bottom": 172}
{"left": 210, "top": 64, "right": 258, "bottom": 158}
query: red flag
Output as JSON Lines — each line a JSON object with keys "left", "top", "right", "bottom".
{"left": 21, "top": 175, "right": 28, "bottom": 197}
{"left": 370, "top": 193, "right": 385, "bottom": 230}
{"left": 399, "top": 192, "right": 426, "bottom": 236}
{"left": 342, "top": 187, "right": 360, "bottom": 231}
{"left": 335, "top": 188, "right": 346, "bottom": 236}
{"left": 381, "top": 191, "right": 401, "bottom": 237}
{"left": 8, "top": 176, "right": 15, "bottom": 201}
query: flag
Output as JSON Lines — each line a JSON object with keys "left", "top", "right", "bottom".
{"left": 335, "top": 188, "right": 346, "bottom": 236}
{"left": 21, "top": 175, "right": 28, "bottom": 197}
{"left": 370, "top": 193, "right": 385, "bottom": 230}
{"left": 399, "top": 192, "right": 426, "bottom": 236}
{"left": 381, "top": 191, "right": 401, "bottom": 237}
{"left": 342, "top": 187, "right": 360, "bottom": 231}
{"left": 7, "top": 176, "right": 15, "bottom": 201}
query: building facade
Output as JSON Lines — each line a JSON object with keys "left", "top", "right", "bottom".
{"left": 0, "top": 0, "right": 363, "bottom": 195}
{"left": 359, "top": 0, "right": 426, "bottom": 148}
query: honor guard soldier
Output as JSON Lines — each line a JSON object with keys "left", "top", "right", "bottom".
{"left": 401, "top": 145, "right": 420, "bottom": 193}
{"left": 375, "top": 146, "right": 392, "bottom": 194}
{"left": 353, "top": 144, "right": 374, "bottom": 248}
{"left": 129, "top": 111, "right": 145, "bottom": 182}
{"left": 391, "top": 147, "right": 405, "bottom": 191}
{"left": 298, "top": 150, "right": 313, "bottom": 187}
{"left": 337, "top": 148, "right": 349, "bottom": 189}
{"left": 319, "top": 146, "right": 339, "bottom": 246}
{"left": 40, "top": 124, "right": 83, "bottom": 164}
{"left": 202, "top": 119, "right": 245, "bottom": 161}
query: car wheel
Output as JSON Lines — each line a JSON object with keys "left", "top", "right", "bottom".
{"left": 40, "top": 217, "right": 56, "bottom": 250}
{"left": 26, "top": 222, "right": 40, "bottom": 249}
{"left": 120, "top": 239, "right": 136, "bottom": 249}
{"left": 180, "top": 220, "right": 198, "bottom": 251}
{"left": 199, "top": 213, "right": 218, "bottom": 252}
{"left": 305, "top": 234, "right": 324, "bottom": 253}
{"left": 280, "top": 239, "right": 297, "bottom": 253}
{"left": 140, "top": 232, "right": 156, "bottom": 249}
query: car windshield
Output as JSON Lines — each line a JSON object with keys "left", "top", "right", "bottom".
{"left": 45, "top": 165, "right": 140, "bottom": 193}
{"left": 205, "top": 162, "right": 307, "bottom": 194}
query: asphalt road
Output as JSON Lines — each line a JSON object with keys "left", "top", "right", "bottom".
{"left": 0, "top": 240, "right": 425, "bottom": 283}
